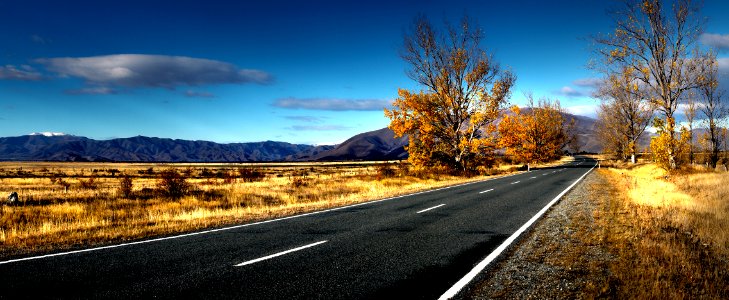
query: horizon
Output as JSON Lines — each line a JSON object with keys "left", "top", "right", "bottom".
{"left": 1, "top": 0, "right": 728, "bottom": 145}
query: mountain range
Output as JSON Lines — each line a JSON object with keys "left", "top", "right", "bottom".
{"left": 0, "top": 113, "right": 605, "bottom": 162}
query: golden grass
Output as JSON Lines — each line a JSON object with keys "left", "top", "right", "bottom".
{"left": 0, "top": 160, "right": 543, "bottom": 258}
{"left": 593, "top": 164, "right": 729, "bottom": 298}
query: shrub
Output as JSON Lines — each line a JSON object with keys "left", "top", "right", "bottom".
{"left": 376, "top": 164, "right": 396, "bottom": 180}
{"left": 79, "top": 176, "right": 98, "bottom": 190}
{"left": 157, "top": 169, "right": 189, "bottom": 199}
{"left": 119, "top": 176, "right": 133, "bottom": 198}
{"left": 239, "top": 168, "right": 265, "bottom": 182}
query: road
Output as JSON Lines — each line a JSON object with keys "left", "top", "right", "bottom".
{"left": 0, "top": 157, "right": 596, "bottom": 299}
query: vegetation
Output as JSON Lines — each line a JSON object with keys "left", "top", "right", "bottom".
{"left": 595, "top": 67, "right": 653, "bottom": 163}
{"left": 498, "top": 96, "right": 573, "bottom": 164}
{"left": 696, "top": 50, "right": 728, "bottom": 169}
{"left": 594, "top": 0, "right": 708, "bottom": 170}
{"left": 594, "top": 162, "right": 729, "bottom": 297}
{"left": 0, "top": 161, "right": 530, "bottom": 258}
{"left": 385, "top": 15, "right": 515, "bottom": 173}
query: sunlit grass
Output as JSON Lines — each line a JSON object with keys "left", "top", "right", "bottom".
{"left": 593, "top": 163, "right": 729, "bottom": 298}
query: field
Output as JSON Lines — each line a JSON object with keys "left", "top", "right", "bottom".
{"left": 0, "top": 160, "right": 536, "bottom": 258}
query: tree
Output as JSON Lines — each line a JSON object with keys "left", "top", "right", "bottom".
{"left": 498, "top": 96, "right": 570, "bottom": 164}
{"left": 684, "top": 91, "right": 697, "bottom": 164}
{"left": 385, "top": 15, "right": 515, "bottom": 172}
{"left": 594, "top": 0, "right": 706, "bottom": 170}
{"left": 595, "top": 67, "right": 654, "bottom": 163}
{"left": 695, "top": 51, "right": 727, "bottom": 168}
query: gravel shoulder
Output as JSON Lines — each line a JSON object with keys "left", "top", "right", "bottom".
{"left": 466, "top": 171, "right": 614, "bottom": 299}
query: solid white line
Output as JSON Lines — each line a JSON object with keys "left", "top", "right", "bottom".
{"left": 510, "top": 181, "right": 520, "bottom": 184}
{"left": 438, "top": 162, "right": 597, "bottom": 300}
{"left": 235, "top": 240, "right": 327, "bottom": 267}
{"left": 0, "top": 171, "right": 526, "bottom": 265}
{"left": 478, "top": 189, "right": 494, "bottom": 194}
{"left": 417, "top": 204, "right": 445, "bottom": 214}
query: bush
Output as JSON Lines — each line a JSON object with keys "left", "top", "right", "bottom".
{"left": 79, "top": 176, "right": 98, "bottom": 190}
{"left": 157, "top": 169, "right": 189, "bottom": 199}
{"left": 239, "top": 168, "right": 265, "bottom": 182}
{"left": 376, "top": 164, "right": 396, "bottom": 180}
{"left": 119, "top": 176, "right": 133, "bottom": 198}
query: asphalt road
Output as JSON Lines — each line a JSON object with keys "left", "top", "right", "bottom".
{"left": 0, "top": 157, "right": 596, "bottom": 299}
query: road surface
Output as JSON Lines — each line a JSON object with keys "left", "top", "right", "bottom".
{"left": 0, "top": 157, "right": 596, "bottom": 299}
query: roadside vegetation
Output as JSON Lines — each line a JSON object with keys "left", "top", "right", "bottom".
{"left": 0, "top": 160, "right": 546, "bottom": 258}
{"left": 595, "top": 161, "right": 729, "bottom": 297}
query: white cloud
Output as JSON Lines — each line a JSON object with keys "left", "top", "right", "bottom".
{"left": 558, "top": 86, "right": 584, "bottom": 97}
{"left": 30, "top": 34, "right": 49, "bottom": 44}
{"left": 700, "top": 33, "right": 729, "bottom": 52}
{"left": 289, "top": 125, "right": 351, "bottom": 131}
{"left": 184, "top": 90, "right": 215, "bottom": 98}
{"left": 284, "top": 116, "right": 326, "bottom": 123}
{"left": 0, "top": 65, "right": 43, "bottom": 81}
{"left": 65, "top": 86, "right": 117, "bottom": 95}
{"left": 273, "top": 97, "right": 392, "bottom": 111}
{"left": 36, "top": 54, "right": 273, "bottom": 89}
{"left": 572, "top": 78, "right": 602, "bottom": 88}
{"left": 565, "top": 105, "right": 598, "bottom": 118}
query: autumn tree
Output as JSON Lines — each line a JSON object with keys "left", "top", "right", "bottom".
{"left": 594, "top": 0, "right": 706, "bottom": 170}
{"left": 498, "top": 96, "right": 570, "bottom": 165}
{"left": 695, "top": 51, "right": 727, "bottom": 168}
{"left": 385, "top": 15, "right": 515, "bottom": 172}
{"left": 595, "top": 68, "right": 653, "bottom": 163}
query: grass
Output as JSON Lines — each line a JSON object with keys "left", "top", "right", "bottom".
{"left": 576, "top": 163, "right": 729, "bottom": 298}
{"left": 0, "top": 159, "right": 554, "bottom": 258}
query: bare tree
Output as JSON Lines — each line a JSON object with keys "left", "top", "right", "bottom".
{"left": 595, "top": 68, "right": 654, "bottom": 163}
{"left": 684, "top": 91, "right": 697, "bottom": 164}
{"left": 594, "top": 0, "right": 706, "bottom": 169}
{"left": 696, "top": 51, "right": 727, "bottom": 168}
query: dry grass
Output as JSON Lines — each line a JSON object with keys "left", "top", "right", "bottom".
{"left": 0, "top": 160, "right": 540, "bottom": 258}
{"left": 587, "top": 164, "right": 729, "bottom": 298}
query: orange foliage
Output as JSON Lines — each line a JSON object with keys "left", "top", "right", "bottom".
{"left": 498, "top": 97, "right": 569, "bottom": 164}
{"left": 385, "top": 15, "right": 515, "bottom": 172}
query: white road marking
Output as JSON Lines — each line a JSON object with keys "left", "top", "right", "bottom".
{"left": 542, "top": 173, "right": 548, "bottom": 176}
{"left": 479, "top": 189, "right": 494, "bottom": 194}
{"left": 439, "top": 161, "right": 597, "bottom": 300}
{"left": 510, "top": 181, "right": 520, "bottom": 184}
{"left": 530, "top": 176, "right": 537, "bottom": 179}
{"left": 417, "top": 204, "right": 445, "bottom": 214}
{"left": 235, "top": 240, "right": 328, "bottom": 267}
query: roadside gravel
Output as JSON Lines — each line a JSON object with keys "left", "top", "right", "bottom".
{"left": 467, "top": 171, "right": 614, "bottom": 299}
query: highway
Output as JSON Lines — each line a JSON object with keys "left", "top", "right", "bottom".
{"left": 0, "top": 157, "right": 596, "bottom": 299}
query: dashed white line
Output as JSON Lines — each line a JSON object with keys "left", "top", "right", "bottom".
{"left": 235, "top": 240, "right": 328, "bottom": 267}
{"left": 417, "top": 204, "right": 446, "bottom": 214}
{"left": 479, "top": 189, "right": 494, "bottom": 194}
{"left": 510, "top": 181, "right": 520, "bottom": 184}
{"left": 530, "top": 176, "right": 537, "bottom": 179}
{"left": 542, "top": 173, "right": 548, "bottom": 176}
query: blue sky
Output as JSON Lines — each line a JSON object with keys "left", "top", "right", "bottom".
{"left": 1, "top": 0, "right": 728, "bottom": 145}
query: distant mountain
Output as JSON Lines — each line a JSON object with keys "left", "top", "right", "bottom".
{"left": 0, "top": 113, "right": 616, "bottom": 162}
{"left": 0, "top": 135, "right": 323, "bottom": 162}
{"left": 307, "top": 128, "right": 409, "bottom": 161}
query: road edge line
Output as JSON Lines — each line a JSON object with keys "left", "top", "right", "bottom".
{"left": 438, "top": 162, "right": 597, "bottom": 300}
